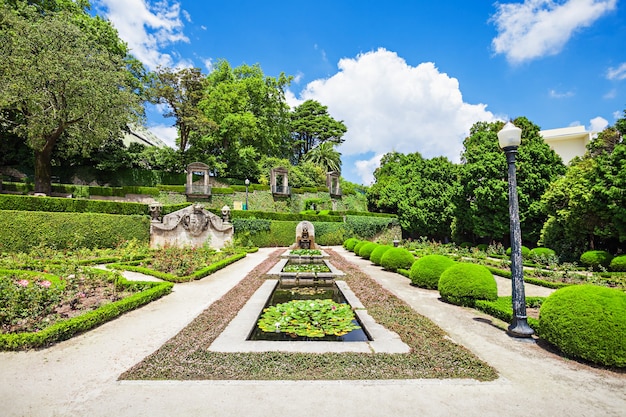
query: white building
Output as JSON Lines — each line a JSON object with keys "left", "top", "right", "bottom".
{"left": 539, "top": 126, "right": 592, "bottom": 164}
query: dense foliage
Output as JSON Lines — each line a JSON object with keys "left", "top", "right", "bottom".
{"left": 409, "top": 254, "right": 456, "bottom": 289}
{"left": 438, "top": 263, "right": 497, "bottom": 307}
{"left": 539, "top": 285, "right": 626, "bottom": 367}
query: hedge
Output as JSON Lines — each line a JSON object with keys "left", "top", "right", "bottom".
{"left": 539, "top": 285, "right": 626, "bottom": 367}
{"left": 358, "top": 242, "right": 379, "bottom": 259}
{"left": 370, "top": 245, "right": 393, "bottom": 266}
{"left": 380, "top": 247, "right": 415, "bottom": 272}
{"left": 438, "top": 263, "right": 497, "bottom": 307}
{"left": 609, "top": 255, "right": 626, "bottom": 272}
{"left": 580, "top": 250, "right": 613, "bottom": 271}
{"left": 0, "top": 269, "right": 173, "bottom": 350}
{"left": 0, "top": 194, "right": 149, "bottom": 215}
{"left": 474, "top": 296, "right": 542, "bottom": 331}
{"left": 0, "top": 210, "right": 150, "bottom": 253}
{"left": 231, "top": 209, "right": 344, "bottom": 223}
{"left": 108, "top": 252, "right": 247, "bottom": 283}
{"left": 343, "top": 238, "right": 360, "bottom": 251}
{"left": 409, "top": 254, "right": 456, "bottom": 289}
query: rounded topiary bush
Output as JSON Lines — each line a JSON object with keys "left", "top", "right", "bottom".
{"left": 352, "top": 240, "right": 367, "bottom": 254}
{"left": 358, "top": 242, "right": 379, "bottom": 259}
{"left": 530, "top": 247, "right": 556, "bottom": 258}
{"left": 438, "top": 263, "right": 497, "bottom": 307}
{"left": 459, "top": 242, "right": 473, "bottom": 249}
{"left": 343, "top": 238, "right": 359, "bottom": 251}
{"left": 609, "top": 255, "right": 626, "bottom": 272}
{"left": 409, "top": 254, "right": 456, "bottom": 289}
{"left": 505, "top": 245, "right": 531, "bottom": 257}
{"left": 539, "top": 285, "right": 626, "bottom": 367}
{"left": 476, "top": 244, "right": 488, "bottom": 252}
{"left": 370, "top": 245, "right": 393, "bottom": 266}
{"left": 580, "top": 250, "right": 613, "bottom": 270}
{"left": 380, "top": 247, "right": 415, "bottom": 272}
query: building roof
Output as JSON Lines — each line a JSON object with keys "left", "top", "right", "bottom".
{"left": 122, "top": 124, "right": 169, "bottom": 148}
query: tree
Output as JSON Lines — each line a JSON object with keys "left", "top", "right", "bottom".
{"left": 302, "top": 141, "right": 342, "bottom": 173}
{"left": 540, "top": 113, "right": 626, "bottom": 259}
{"left": 196, "top": 60, "right": 292, "bottom": 178}
{"left": 0, "top": 4, "right": 140, "bottom": 194}
{"left": 289, "top": 100, "right": 347, "bottom": 164}
{"left": 149, "top": 66, "right": 208, "bottom": 154}
{"left": 453, "top": 117, "right": 565, "bottom": 245}
{"left": 367, "top": 152, "right": 458, "bottom": 241}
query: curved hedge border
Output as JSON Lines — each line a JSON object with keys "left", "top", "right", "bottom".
{"left": 108, "top": 252, "right": 247, "bottom": 283}
{"left": 474, "top": 296, "right": 543, "bottom": 331}
{"left": 0, "top": 270, "right": 173, "bottom": 350}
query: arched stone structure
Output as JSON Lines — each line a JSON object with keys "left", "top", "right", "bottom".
{"left": 186, "top": 162, "right": 212, "bottom": 197}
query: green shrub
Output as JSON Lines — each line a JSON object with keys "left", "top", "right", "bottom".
{"left": 409, "top": 254, "right": 456, "bottom": 289}
{"left": 380, "top": 247, "right": 415, "bottom": 272}
{"left": 505, "top": 245, "right": 531, "bottom": 257}
{"left": 609, "top": 255, "right": 626, "bottom": 272}
{"left": 438, "top": 263, "right": 497, "bottom": 307}
{"left": 579, "top": 250, "right": 613, "bottom": 270}
{"left": 358, "top": 242, "right": 379, "bottom": 259}
{"left": 353, "top": 240, "right": 367, "bottom": 254}
{"left": 476, "top": 244, "right": 488, "bottom": 251}
{"left": 370, "top": 245, "right": 392, "bottom": 266}
{"left": 343, "top": 238, "right": 359, "bottom": 251}
{"left": 475, "top": 296, "right": 542, "bottom": 331}
{"left": 459, "top": 242, "right": 473, "bottom": 248}
{"left": 539, "top": 285, "right": 626, "bottom": 367}
{"left": 313, "top": 222, "right": 345, "bottom": 246}
{"left": 345, "top": 215, "right": 398, "bottom": 239}
{"left": 529, "top": 247, "right": 556, "bottom": 259}
{"left": 0, "top": 210, "right": 149, "bottom": 252}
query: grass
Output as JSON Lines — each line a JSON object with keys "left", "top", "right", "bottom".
{"left": 120, "top": 249, "right": 498, "bottom": 381}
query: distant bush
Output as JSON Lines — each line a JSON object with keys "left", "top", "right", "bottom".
{"left": 609, "top": 255, "right": 626, "bottom": 272}
{"left": 409, "top": 255, "right": 456, "bottom": 289}
{"left": 539, "top": 285, "right": 626, "bottom": 367}
{"left": 343, "top": 238, "right": 359, "bottom": 251}
{"left": 369, "top": 245, "right": 392, "bottom": 266}
{"left": 358, "top": 242, "right": 379, "bottom": 259}
{"left": 529, "top": 247, "right": 556, "bottom": 259}
{"left": 438, "top": 263, "right": 497, "bottom": 307}
{"left": 579, "top": 250, "right": 613, "bottom": 271}
{"left": 476, "top": 244, "right": 488, "bottom": 251}
{"left": 459, "top": 242, "right": 473, "bottom": 248}
{"left": 380, "top": 247, "right": 415, "bottom": 272}
{"left": 505, "top": 246, "right": 531, "bottom": 258}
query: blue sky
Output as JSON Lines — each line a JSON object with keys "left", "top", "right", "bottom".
{"left": 92, "top": 0, "right": 626, "bottom": 184}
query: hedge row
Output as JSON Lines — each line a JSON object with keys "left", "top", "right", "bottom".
{"left": 474, "top": 296, "right": 542, "bottom": 331}
{"left": 231, "top": 209, "right": 344, "bottom": 223}
{"left": 0, "top": 270, "right": 173, "bottom": 350}
{"left": 108, "top": 252, "right": 247, "bottom": 283}
{"left": 0, "top": 210, "right": 150, "bottom": 253}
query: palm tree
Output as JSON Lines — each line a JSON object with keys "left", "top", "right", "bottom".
{"left": 303, "top": 141, "right": 342, "bottom": 173}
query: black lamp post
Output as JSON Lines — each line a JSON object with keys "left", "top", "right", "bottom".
{"left": 244, "top": 178, "right": 250, "bottom": 211}
{"left": 497, "top": 121, "right": 534, "bottom": 338}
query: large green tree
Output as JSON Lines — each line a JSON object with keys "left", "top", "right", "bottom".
{"left": 453, "top": 117, "right": 566, "bottom": 245}
{"left": 540, "top": 113, "right": 626, "bottom": 259}
{"left": 367, "top": 152, "right": 458, "bottom": 241}
{"left": 290, "top": 100, "right": 347, "bottom": 164}
{"left": 195, "top": 60, "right": 292, "bottom": 179}
{"left": 0, "top": 3, "right": 141, "bottom": 194}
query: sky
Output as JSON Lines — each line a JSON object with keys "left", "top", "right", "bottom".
{"left": 92, "top": 0, "right": 626, "bottom": 185}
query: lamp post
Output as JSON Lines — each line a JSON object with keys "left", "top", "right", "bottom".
{"left": 244, "top": 178, "right": 250, "bottom": 211}
{"left": 497, "top": 121, "right": 534, "bottom": 338}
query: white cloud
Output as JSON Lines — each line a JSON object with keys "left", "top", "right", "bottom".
{"left": 491, "top": 0, "right": 617, "bottom": 64}
{"left": 589, "top": 116, "right": 609, "bottom": 133}
{"left": 148, "top": 124, "right": 178, "bottom": 148}
{"left": 606, "top": 62, "right": 626, "bottom": 80}
{"left": 355, "top": 154, "right": 384, "bottom": 185}
{"left": 93, "top": 0, "right": 189, "bottom": 70}
{"left": 603, "top": 89, "right": 617, "bottom": 99}
{"left": 299, "top": 48, "right": 495, "bottom": 178}
{"left": 549, "top": 89, "right": 574, "bottom": 98}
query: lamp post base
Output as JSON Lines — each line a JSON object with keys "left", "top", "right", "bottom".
{"left": 507, "top": 316, "right": 535, "bottom": 338}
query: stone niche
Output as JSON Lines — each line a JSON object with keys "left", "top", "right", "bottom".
{"left": 150, "top": 203, "right": 233, "bottom": 250}
{"left": 291, "top": 220, "right": 318, "bottom": 250}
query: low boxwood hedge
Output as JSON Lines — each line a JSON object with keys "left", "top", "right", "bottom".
{"left": 343, "top": 238, "right": 360, "bottom": 251}
{"left": 0, "top": 194, "right": 148, "bottom": 215}
{"left": 438, "top": 263, "right": 497, "bottom": 307}
{"left": 108, "top": 252, "right": 247, "bottom": 283}
{"left": 370, "top": 245, "right": 393, "bottom": 266}
{"left": 0, "top": 270, "right": 173, "bottom": 350}
{"left": 409, "top": 254, "right": 456, "bottom": 289}
{"left": 539, "top": 285, "right": 626, "bottom": 367}
{"left": 352, "top": 240, "right": 367, "bottom": 255}
{"left": 358, "top": 242, "right": 379, "bottom": 259}
{"left": 474, "top": 296, "right": 543, "bottom": 331}
{"left": 506, "top": 245, "right": 531, "bottom": 258}
{"left": 580, "top": 250, "right": 613, "bottom": 271}
{"left": 609, "top": 255, "right": 626, "bottom": 272}
{"left": 380, "top": 247, "right": 415, "bottom": 272}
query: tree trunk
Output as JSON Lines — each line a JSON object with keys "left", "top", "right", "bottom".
{"left": 34, "top": 147, "right": 53, "bottom": 195}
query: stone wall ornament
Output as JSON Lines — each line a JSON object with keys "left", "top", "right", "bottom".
{"left": 181, "top": 204, "right": 210, "bottom": 236}
{"left": 221, "top": 205, "right": 231, "bottom": 223}
{"left": 149, "top": 203, "right": 163, "bottom": 223}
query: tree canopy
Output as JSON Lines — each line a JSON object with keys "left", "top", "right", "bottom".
{"left": 0, "top": 1, "right": 141, "bottom": 193}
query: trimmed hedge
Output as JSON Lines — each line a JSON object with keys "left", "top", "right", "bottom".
{"left": 474, "top": 296, "right": 542, "bottom": 331}
{"left": 370, "top": 245, "right": 393, "bottom": 266}
{"left": 358, "top": 242, "right": 379, "bottom": 259}
{"left": 380, "top": 247, "right": 415, "bottom": 272}
{"left": 438, "top": 263, "right": 497, "bottom": 307}
{"left": 353, "top": 241, "right": 367, "bottom": 255}
{"left": 343, "top": 238, "right": 360, "bottom": 251}
{"left": 539, "top": 285, "right": 626, "bottom": 367}
{"left": 232, "top": 209, "right": 343, "bottom": 223}
{"left": 0, "top": 270, "right": 173, "bottom": 350}
{"left": 0, "top": 194, "right": 149, "bottom": 215}
{"left": 409, "top": 254, "right": 456, "bottom": 289}
{"left": 108, "top": 252, "right": 247, "bottom": 283}
{"left": 506, "top": 245, "right": 531, "bottom": 258}
{"left": 529, "top": 247, "right": 556, "bottom": 258}
{"left": 609, "top": 255, "right": 626, "bottom": 272}
{"left": 580, "top": 250, "right": 613, "bottom": 271}
{"left": 0, "top": 210, "right": 149, "bottom": 253}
